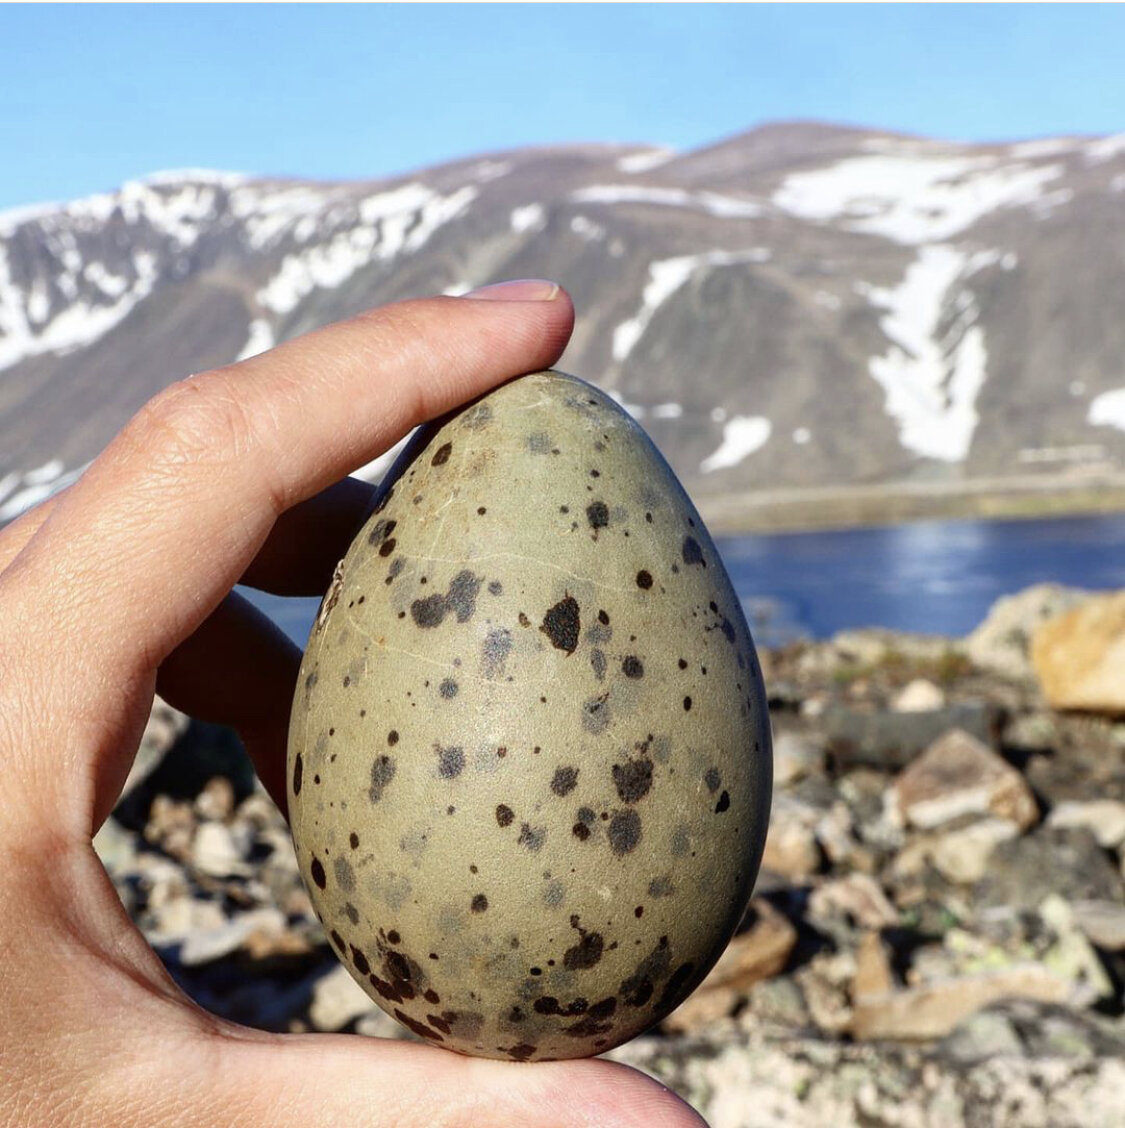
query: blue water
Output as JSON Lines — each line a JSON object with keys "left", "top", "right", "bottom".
{"left": 241, "top": 513, "right": 1125, "bottom": 651}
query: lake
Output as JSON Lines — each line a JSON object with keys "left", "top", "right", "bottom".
{"left": 240, "top": 512, "right": 1125, "bottom": 651}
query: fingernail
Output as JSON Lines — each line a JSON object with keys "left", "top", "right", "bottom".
{"left": 465, "top": 278, "right": 560, "bottom": 302}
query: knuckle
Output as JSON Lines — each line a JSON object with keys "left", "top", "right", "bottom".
{"left": 129, "top": 374, "right": 261, "bottom": 471}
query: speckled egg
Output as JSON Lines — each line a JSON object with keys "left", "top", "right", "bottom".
{"left": 287, "top": 370, "right": 772, "bottom": 1061}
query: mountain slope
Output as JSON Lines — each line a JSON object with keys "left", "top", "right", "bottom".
{"left": 3, "top": 123, "right": 1125, "bottom": 523}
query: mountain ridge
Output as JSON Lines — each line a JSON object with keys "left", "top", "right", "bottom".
{"left": 3, "top": 120, "right": 1125, "bottom": 526}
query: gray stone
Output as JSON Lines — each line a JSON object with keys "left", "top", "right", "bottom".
{"left": 821, "top": 701, "right": 1001, "bottom": 771}
{"left": 975, "top": 827, "right": 1125, "bottom": 913}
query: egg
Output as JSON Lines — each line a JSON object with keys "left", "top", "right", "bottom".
{"left": 287, "top": 370, "right": 772, "bottom": 1060}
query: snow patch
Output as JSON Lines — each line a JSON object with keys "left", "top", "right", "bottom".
{"left": 793, "top": 427, "right": 811, "bottom": 444}
{"left": 0, "top": 246, "right": 159, "bottom": 372}
{"left": 236, "top": 318, "right": 275, "bottom": 361}
{"left": 570, "top": 215, "right": 604, "bottom": 241}
{"left": 0, "top": 459, "right": 87, "bottom": 522}
{"left": 1089, "top": 388, "right": 1125, "bottom": 432}
{"left": 701, "top": 417, "right": 772, "bottom": 473}
{"left": 1085, "top": 134, "right": 1125, "bottom": 164}
{"left": 616, "top": 148, "right": 676, "bottom": 174}
{"left": 862, "top": 244, "right": 988, "bottom": 461}
{"left": 256, "top": 185, "right": 477, "bottom": 316}
{"left": 510, "top": 203, "right": 545, "bottom": 233}
{"left": 652, "top": 402, "right": 683, "bottom": 419}
{"left": 773, "top": 154, "right": 1065, "bottom": 244}
{"left": 571, "top": 184, "right": 762, "bottom": 218}
{"left": 1009, "top": 138, "right": 1078, "bottom": 160}
{"left": 613, "top": 248, "right": 770, "bottom": 364}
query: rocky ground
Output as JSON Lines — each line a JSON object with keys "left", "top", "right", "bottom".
{"left": 95, "top": 584, "right": 1125, "bottom": 1127}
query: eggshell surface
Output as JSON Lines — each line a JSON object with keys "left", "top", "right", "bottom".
{"left": 287, "top": 370, "right": 772, "bottom": 1060}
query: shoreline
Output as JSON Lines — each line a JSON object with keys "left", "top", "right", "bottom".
{"left": 695, "top": 474, "right": 1125, "bottom": 536}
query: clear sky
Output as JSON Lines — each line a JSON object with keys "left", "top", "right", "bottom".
{"left": 2, "top": 4, "right": 1123, "bottom": 212}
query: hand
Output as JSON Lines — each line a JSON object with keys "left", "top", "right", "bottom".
{"left": 0, "top": 281, "right": 705, "bottom": 1128}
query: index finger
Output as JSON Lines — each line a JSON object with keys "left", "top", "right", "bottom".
{"left": 5, "top": 283, "right": 573, "bottom": 707}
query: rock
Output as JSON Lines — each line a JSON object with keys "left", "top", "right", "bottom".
{"left": 115, "top": 698, "right": 190, "bottom": 816}
{"left": 148, "top": 895, "right": 227, "bottom": 945}
{"left": 309, "top": 964, "right": 381, "bottom": 1031}
{"left": 772, "top": 730, "right": 824, "bottom": 787}
{"left": 178, "top": 906, "right": 288, "bottom": 966}
{"left": 976, "top": 827, "right": 1125, "bottom": 913}
{"left": 967, "top": 583, "right": 1091, "bottom": 683}
{"left": 92, "top": 816, "right": 138, "bottom": 874}
{"left": 664, "top": 900, "right": 797, "bottom": 1032}
{"left": 1032, "top": 591, "right": 1125, "bottom": 714}
{"left": 852, "top": 931, "right": 895, "bottom": 1001}
{"left": 892, "top": 679, "right": 946, "bottom": 713}
{"left": 809, "top": 874, "right": 899, "bottom": 934}
{"left": 761, "top": 796, "right": 822, "bottom": 880}
{"left": 821, "top": 701, "right": 1001, "bottom": 771}
{"left": 1047, "top": 799, "right": 1125, "bottom": 848}
{"left": 611, "top": 1022, "right": 1125, "bottom": 1128}
{"left": 891, "top": 728, "right": 1038, "bottom": 831}
{"left": 1038, "top": 894, "right": 1116, "bottom": 1001}
{"left": 114, "top": 718, "right": 257, "bottom": 832}
{"left": 930, "top": 818, "right": 1021, "bottom": 884}
{"left": 191, "top": 822, "right": 247, "bottom": 878}
{"left": 796, "top": 951, "right": 856, "bottom": 1034}
{"left": 940, "top": 1005, "right": 1026, "bottom": 1061}
{"left": 195, "top": 776, "right": 236, "bottom": 822}
{"left": 850, "top": 964, "right": 1073, "bottom": 1041}
{"left": 1071, "top": 899, "right": 1125, "bottom": 950}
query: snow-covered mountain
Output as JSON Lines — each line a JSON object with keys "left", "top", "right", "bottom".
{"left": 4, "top": 121, "right": 1125, "bottom": 523}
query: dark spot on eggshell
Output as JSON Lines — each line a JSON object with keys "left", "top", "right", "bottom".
{"left": 586, "top": 501, "right": 609, "bottom": 533}
{"left": 496, "top": 804, "right": 514, "bottom": 827}
{"left": 395, "top": 1009, "right": 445, "bottom": 1042}
{"left": 636, "top": 570, "right": 653, "bottom": 590}
{"left": 704, "top": 768, "right": 721, "bottom": 793}
{"left": 612, "top": 759, "right": 653, "bottom": 804}
{"left": 681, "top": 536, "right": 705, "bottom": 567}
{"left": 439, "top": 678, "right": 459, "bottom": 699}
{"left": 550, "top": 766, "right": 579, "bottom": 797}
{"left": 481, "top": 628, "right": 512, "bottom": 680}
{"left": 431, "top": 442, "right": 453, "bottom": 466}
{"left": 540, "top": 595, "right": 580, "bottom": 655}
{"left": 368, "top": 518, "right": 397, "bottom": 547}
{"left": 715, "top": 790, "right": 731, "bottom": 813}
{"left": 582, "top": 693, "right": 611, "bottom": 735}
{"left": 410, "top": 570, "right": 483, "bottom": 629}
{"left": 471, "top": 894, "right": 489, "bottom": 913}
{"left": 310, "top": 857, "right": 326, "bottom": 889}
{"left": 436, "top": 745, "right": 465, "bottom": 779}
{"left": 370, "top": 755, "right": 396, "bottom": 802}
{"left": 608, "top": 810, "right": 642, "bottom": 855}
{"left": 518, "top": 823, "right": 546, "bottom": 851}
{"left": 292, "top": 753, "right": 303, "bottom": 795}
{"left": 345, "top": 903, "right": 360, "bottom": 924}
{"left": 590, "top": 648, "right": 607, "bottom": 681}
{"left": 334, "top": 856, "right": 356, "bottom": 892}
{"left": 621, "top": 656, "right": 644, "bottom": 679}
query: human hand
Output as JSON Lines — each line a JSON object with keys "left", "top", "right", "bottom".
{"left": 0, "top": 280, "right": 706, "bottom": 1127}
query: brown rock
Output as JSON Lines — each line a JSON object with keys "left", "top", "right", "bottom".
{"left": 809, "top": 874, "right": 899, "bottom": 932}
{"left": 1032, "top": 591, "right": 1125, "bottom": 715}
{"left": 664, "top": 899, "right": 796, "bottom": 1032}
{"left": 850, "top": 965, "right": 1072, "bottom": 1041}
{"left": 853, "top": 931, "right": 895, "bottom": 1001}
{"left": 761, "top": 796, "right": 821, "bottom": 880}
{"left": 891, "top": 728, "right": 1038, "bottom": 831}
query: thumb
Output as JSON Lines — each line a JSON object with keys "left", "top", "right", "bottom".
{"left": 207, "top": 1028, "right": 708, "bottom": 1128}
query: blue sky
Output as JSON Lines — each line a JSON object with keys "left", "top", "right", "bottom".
{"left": 2, "top": 4, "right": 1122, "bottom": 211}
